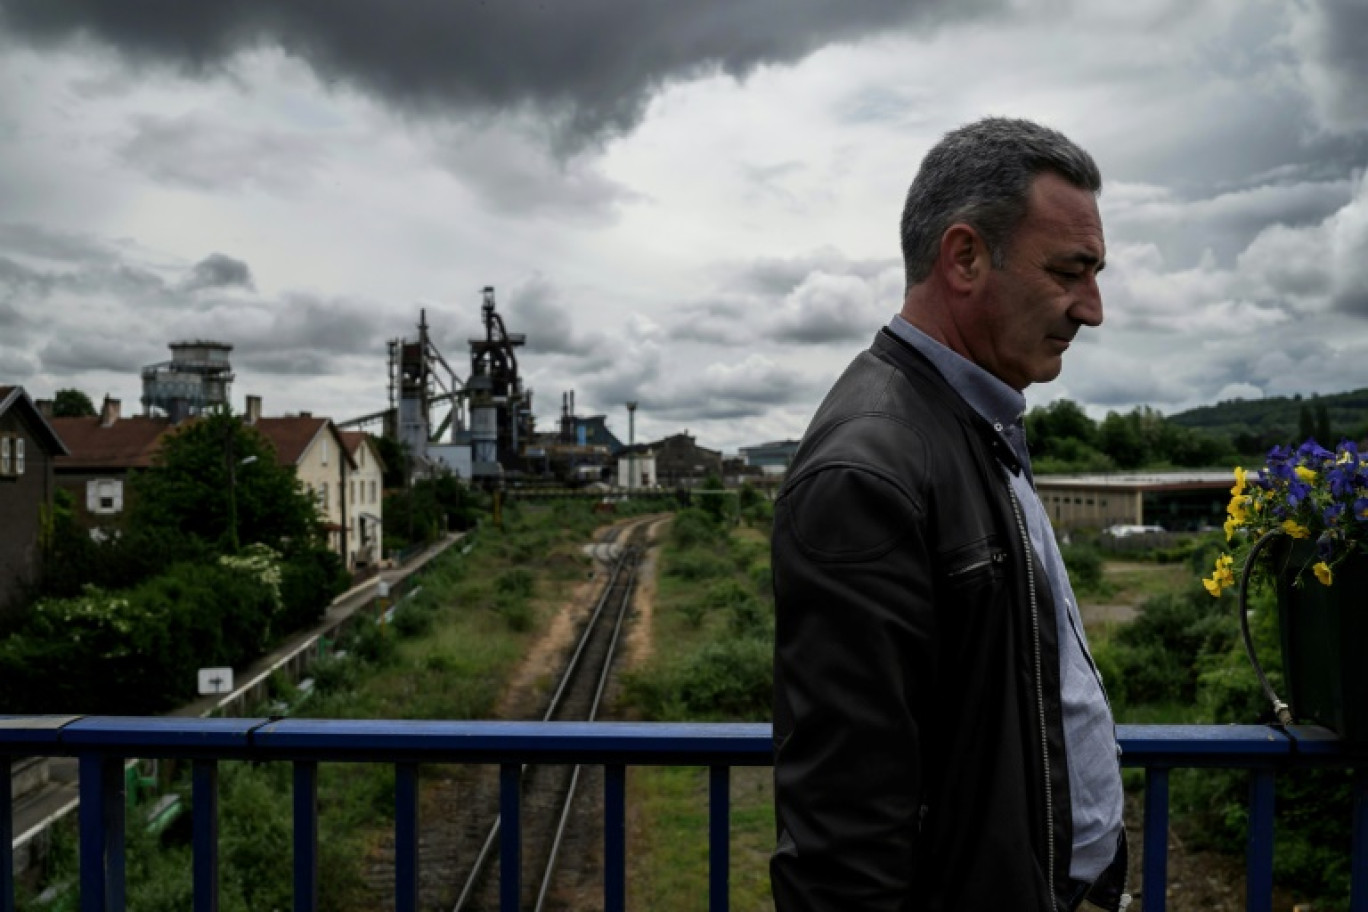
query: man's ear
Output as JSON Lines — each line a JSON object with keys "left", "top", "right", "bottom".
{"left": 939, "top": 224, "right": 986, "bottom": 294}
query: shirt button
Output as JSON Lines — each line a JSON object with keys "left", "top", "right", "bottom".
{"left": 993, "top": 422, "right": 1004, "bottom": 432}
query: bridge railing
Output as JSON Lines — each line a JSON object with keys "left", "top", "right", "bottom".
{"left": 3, "top": 718, "right": 1366, "bottom": 912}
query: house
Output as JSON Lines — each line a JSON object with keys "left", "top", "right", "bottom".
{"left": 648, "top": 432, "right": 724, "bottom": 487}
{"left": 615, "top": 443, "right": 657, "bottom": 489}
{"left": 251, "top": 410, "right": 359, "bottom": 568}
{"left": 0, "top": 386, "right": 69, "bottom": 617}
{"left": 49, "top": 398, "right": 174, "bottom": 530}
{"left": 339, "top": 432, "right": 385, "bottom": 569}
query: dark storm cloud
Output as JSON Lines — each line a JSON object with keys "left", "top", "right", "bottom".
{"left": 184, "top": 252, "right": 255, "bottom": 292}
{"left": 0, "top": 0, "right": 995, "bottom": 151}
{"left": 1295, "top": 0, "right": 1368, "bottom": 131}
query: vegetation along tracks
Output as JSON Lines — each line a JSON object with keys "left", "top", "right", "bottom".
{"left": 451, "top": 516, "right": 650, "bottom": 911}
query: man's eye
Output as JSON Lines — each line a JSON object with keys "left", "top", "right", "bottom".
{"left": 1049, "top": 268, "right": 1082, "bottom": 280}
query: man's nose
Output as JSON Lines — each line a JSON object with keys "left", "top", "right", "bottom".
{"left": 1072, "top": 277, "right": 1104, "bottom": 327}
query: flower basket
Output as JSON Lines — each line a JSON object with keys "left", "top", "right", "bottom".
{"left": 1272, "top": 538, "right": 1368, "bottom": 742}
{"left": 1205, "top": 439, "right": 1368, "bottom": 741}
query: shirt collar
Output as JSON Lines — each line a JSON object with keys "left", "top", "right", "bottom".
{"left": 886, "top": 314, "right": 1032, "bottom": 476}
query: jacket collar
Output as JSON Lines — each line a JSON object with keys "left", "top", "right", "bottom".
{"left": 872, "top": 327, "right": 1026, "bottom": 477}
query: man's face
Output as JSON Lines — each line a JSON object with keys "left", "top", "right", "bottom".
{"left": 971, "top": 172, "right": 1105, "bottom": 391}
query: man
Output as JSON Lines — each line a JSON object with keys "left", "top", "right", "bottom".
{"left": 771, "top": 118, "right": 1128, "bottom": 911}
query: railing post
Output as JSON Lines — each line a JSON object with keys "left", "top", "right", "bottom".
{"left": 193, "top": 760, "right": 219, "bottom": 912}
{"left": 1352, "top": 767, "right": 1368, "bottom": 912}
{"left": 293, "top": 761, "right": 318, "bottom": 912}
{"left": 79, "top": 755, "right": 125, "bottom": 912}
{"left": 604, "top": 764, "right": 626, "bottom": 912}
{"left": 1246, "top": 768, "right": 1274, "bottom": 912}
{"left": 500, "top": 763, "right": 521, "bottom": 912}
{"left": 1, "top": 757, "right": 12, "bottom": 912}
{"left": 395, "top": 763, "right": 418, "bottom": 912}
{"left": 709, "top": 766, "right": 729, "bottom": 912}
{"left": 1143, "top": 766, "right": 1169, "bottom": 912}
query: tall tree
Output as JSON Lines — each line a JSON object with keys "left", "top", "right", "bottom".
{"left": 130, "top": 408, "right": 320, "bottom": 554}
{"left": 52, "top": 388, "right": 96, "bottom": 417}
{"left": 1315, "top": 403, "right": 1332, "bottom": 445}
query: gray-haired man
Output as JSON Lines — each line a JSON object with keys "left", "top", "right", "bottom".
{"left": 771, "top": 118, "right": 1128, "bottom": 911}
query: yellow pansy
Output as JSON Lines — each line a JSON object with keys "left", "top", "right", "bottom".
{"left": 1203, "top": 553, "right": 1237, "bottom": 597}
{"left": 1313, "top": 561, "right": 1334, "bottom": 586}
{"left": 1231, "top": 466, "right": 1247, "bottom": 496}
{"left": 1295, "top": 465, "right": 1317, "bottom": 483}
{"left": 1281, "top": 520, "right": 1311, "bottom": 539}
{"left": 1224, "top": 516, "right": 1240, "bottom": 541}
{"left": 1227, "top": 495, "right": 1247, "bottom": 523}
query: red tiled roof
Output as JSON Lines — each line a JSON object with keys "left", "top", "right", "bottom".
{"left": 251, "top": 417, "right": 330, "bottom": 467}
{"left": 339, "top": 430, "right": 387, "bottom": 471}
{"left": 50, "top": 416, "right": 172, "bottom": 469}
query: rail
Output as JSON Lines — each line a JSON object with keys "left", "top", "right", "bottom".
{"left": 2, "top": 720, "right": 1366, "bottom": 912}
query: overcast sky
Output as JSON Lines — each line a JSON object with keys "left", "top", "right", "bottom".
{"left": 2, "top": 0, "right": 1366, "bottom": 452}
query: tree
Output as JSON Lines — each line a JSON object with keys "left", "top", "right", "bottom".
{"left": 371, "top": 434, "right": 408, "bottom": 490}
{"left": 1315, "top": 403, "right": 1332, "bottom": 445}
{"left": 129, "top": 408, "right": 320, "bottom": 555}
{"left": 53, "top": 388, "right": 96, "bottom": 418}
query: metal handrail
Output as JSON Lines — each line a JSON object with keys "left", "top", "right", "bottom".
{"left": 2, "top": 718, "right": 1366, "bottom": 912}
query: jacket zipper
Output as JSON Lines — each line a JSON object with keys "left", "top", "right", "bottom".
{"left": 1006, "top": 481, "right": 1055, "bottom": 905}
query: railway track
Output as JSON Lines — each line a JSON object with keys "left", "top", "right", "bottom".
{"left": 398, "top": 515, "right": 653, "bottom": 912}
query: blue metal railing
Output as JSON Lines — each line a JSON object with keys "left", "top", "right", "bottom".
{"left": 3, "top": 718, "right": 1367, "bottom": 912}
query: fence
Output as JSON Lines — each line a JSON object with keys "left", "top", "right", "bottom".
{"left": 2, "top": 719, "right": 1365, "bottom": 912}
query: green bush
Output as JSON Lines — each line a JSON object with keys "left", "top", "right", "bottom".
{"left": 663, "top": 548, "right": 730, "bottom": 581}
{"left": 670, "top": 508, "right": 721, "bottom": 549}
{"left": 278, "top": 547, "right": 348, "bottom": 633}
{"left": 496, "top": 567, "right": 536, "bottom": 598}
{"left": 392, "top": 601, "right": 437, "bottom": 638}
{"left": 1060, "top": 541, "right": 1104, "bottom": 593}
{"left": 492, "top": 591, "right": 534, "bottom": 632}
{"left": 0, "top": 560, "right": 281, "bottom": 713}
{"left": 627, "top": 639, "right": 772, "bottom": 721}
{"left": 346, "top": 618, "right": 397, "bottom": 666}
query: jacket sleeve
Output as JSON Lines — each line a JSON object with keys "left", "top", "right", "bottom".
{"left": 770, "top": 460, "right": 937, "bottom": 911}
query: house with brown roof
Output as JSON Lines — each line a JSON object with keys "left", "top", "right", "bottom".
{"left": 251, "top": 410, "right": 359, "bottom": 568}
{"left": 340, "top": 432, "right": 385, "bottom": 569}
{"left": 49, "top": 397, "right": 174, "bottom": 530}
{"left": 0, "top": 386, "right": 69, "bottom": 617}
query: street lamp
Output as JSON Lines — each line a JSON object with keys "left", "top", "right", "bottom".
{"left": 227, "top": 453, "right": 258, "bottom": 553}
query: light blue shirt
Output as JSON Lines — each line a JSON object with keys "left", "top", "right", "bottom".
{"left": 886, "top": 315, "right": 1123, "bottom": 882}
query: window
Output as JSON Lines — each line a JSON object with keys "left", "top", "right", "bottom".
{"left": 319, "top": 482, "right": 328, "bottom": 510}
{"left": 321, "top": 439, "right": 329, "bottom": 466}
{"left": 370, "top": 479, "right": 377, "bottom": 503}
{"left": 350, "top": 480, "right": 356, "bottom": 504}
{"left": 0, "top": 436, "right": 10, "bottom": 476}
{"left": 359, "top": 447, "right": 366, "bottom": 467}
{"left": 88, "top": 479, "right": 124, "bottom": 514}
{"left": 15, "top": 438, "right": 23, "bottom": 474}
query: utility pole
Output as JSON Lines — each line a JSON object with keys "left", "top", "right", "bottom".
{"left": 626, "top": 401, "right": 637, "bottom": 490}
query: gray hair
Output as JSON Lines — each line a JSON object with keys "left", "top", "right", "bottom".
{"left": 899, "top": 117, "right": 1101, "bottom": 288}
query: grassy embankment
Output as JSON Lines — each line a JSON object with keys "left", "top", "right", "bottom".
{"left": 620, "top": 507, "right": 775, "bottom": 911}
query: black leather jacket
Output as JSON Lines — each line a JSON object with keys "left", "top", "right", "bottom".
{"left": 771, "top": 330, "right": 1126, "bottom": 911}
